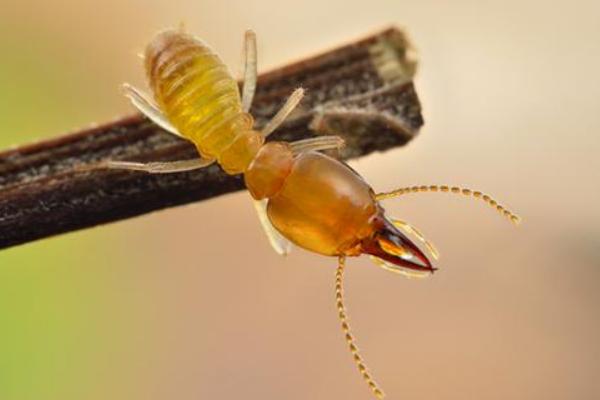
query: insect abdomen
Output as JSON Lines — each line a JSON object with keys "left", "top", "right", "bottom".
{"left": 145, "top": 30, "right": 260, "bottom": 173}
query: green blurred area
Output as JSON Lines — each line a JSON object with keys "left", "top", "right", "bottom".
{"left": 0, "top": 30, "right": 133, "bottom": 400}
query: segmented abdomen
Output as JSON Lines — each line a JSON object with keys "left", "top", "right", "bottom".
{"left": 145, "top": 30, "right": 256, "bottom": 171}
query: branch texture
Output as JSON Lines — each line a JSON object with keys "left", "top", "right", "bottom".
{"left": 0, "top": 27, "right": 423, "bottom": 249}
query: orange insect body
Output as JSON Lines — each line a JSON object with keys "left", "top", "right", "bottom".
{"left": 114, "top": 28, "right": 521, "bottom": 400}
{"left": 254, "top": 149, "right": 432, "bottom": 269}
{"left": 263, "top": 150, "right": 378, "bottom": 256}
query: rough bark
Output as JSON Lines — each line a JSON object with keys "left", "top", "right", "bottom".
{"left": 0, "top": 27, "right": 423, "bottom": 249}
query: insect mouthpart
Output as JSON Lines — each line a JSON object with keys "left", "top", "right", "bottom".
{"left": 362, "top": 216, "right": 436, "bottom": 277}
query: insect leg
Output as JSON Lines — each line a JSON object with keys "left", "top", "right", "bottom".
{"left": 375, "top": 185, "right": 521, "bottom": 225}
{"left": 122, "top": 83, "right": 184, "bottom": 138}
{"left": 99, "top": 157, "right": 215, "bottom": 174}
{"left": 335, "top": 256, "right": 385, "bottom": 399}
{"left": 261, "top": 88, "right": 305, "bottom": 137}
{"left": 241, "top": 30, "right": 258, "bottom": 113}
{"left": 252, "top": 199, "right": 292, "bottom": 256}
{"left": 289, "top": 135, "right": 345, "bottom": 155}
{"left": 390, "top": 219, "right": 440, "bottom": 260}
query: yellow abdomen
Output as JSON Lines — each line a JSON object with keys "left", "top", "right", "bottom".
{"left": 145, "top": 30, "right": 262, "bottom": 174}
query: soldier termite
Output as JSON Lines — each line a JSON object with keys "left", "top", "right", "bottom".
{"left": 102, "top": 27, "right": 521, "bottom": 399}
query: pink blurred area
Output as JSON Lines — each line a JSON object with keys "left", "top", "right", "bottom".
{"left": 1, "top": 0, "right": 599, "bottom": 399}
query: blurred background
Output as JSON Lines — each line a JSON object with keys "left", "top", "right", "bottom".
{"left": 0, "top": 0, "right": 598, "bottom": 399}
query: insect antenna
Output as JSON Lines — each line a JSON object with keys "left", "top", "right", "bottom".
{"left": 335, "top": 256, "right": 385, "bottom": 399}
{"left": 376, "top": 185, "right": 521, "bottom": 225}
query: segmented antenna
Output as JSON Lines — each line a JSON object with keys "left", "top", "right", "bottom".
{"left": 376, "top": 185, "right": 521, "bottom": 225}
{"left": 335, "top": 256, "right": 385, "bottom": 399}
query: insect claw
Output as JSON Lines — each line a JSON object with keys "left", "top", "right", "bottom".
{"left": 362, "top": 215, "right": 436, "bottom": 277}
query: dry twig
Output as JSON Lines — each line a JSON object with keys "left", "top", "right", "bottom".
{"left": 0, "top": 27, "right": 423, "bottom": 249}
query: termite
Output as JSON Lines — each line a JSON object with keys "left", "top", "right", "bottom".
{"left": 104, "top": 28, "right": 521, "bottom": 399}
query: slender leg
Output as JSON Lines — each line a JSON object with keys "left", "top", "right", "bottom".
{"left": 253, "top": 199, "right": 292, "bottom": 256}
{"left": 241, "top": 30, "right": 258, "bottom": 113}
{"left": 122, "top": 83, "right": 184, "bottom": 138}
{"left": 391, "top": 219, "right": 440, "bottom": 260}
{"left": 335, "top": 256, "right": 385, "bottom": 399}
{"left": 261, "top": 88, "right": 305, "bottom": 137}
{"left": 99, "top": 157, "right": 214, "bottom": 174}
{"left": 289, "top": 135, "right": 345, "bottom": 155}
{"left": 376, "top": 185, "right": 521, "bottom": 225}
